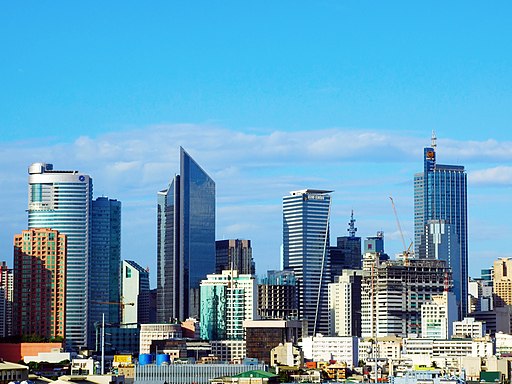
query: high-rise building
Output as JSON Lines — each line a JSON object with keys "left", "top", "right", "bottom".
{"left": 0, "top": 261, "right": 13, "bottom": 337}
{"left": 361, "top": 258, "right": 451, "bottom": 338}
{"left": 329, "top": 212, "right": 362, "bottom": 279}
{"left": 215, "top": 239, "right": 255, "bottom": 275}
{"left": 157, "top": 147, "right": 216, "bottom": 322}
{"left": 28, "top": 162, "right": 92, "bottom": 349}
{"left": 200, "top": 270, "right": 257, "bottom": 341}
{"left": 122, "top": 260, "right": 150, "bottom": 325}
{"left": 89, "top": 197, "right": 121, "bottom": 348}
{"left": 258, "top": 270, "right": 298, "bottom": 320}
{"left": 283, "top": 189, "right": 332, "bottom": 336}
{"left": 328, "top": 269, "right": 362, "bottom": 337}
{"left": 493, "top": 257, "right": 512, "bottom": 307}
{"left": 13, "top": 228, "right": 66, "bottom": 338}
{"left": 414, "top": 135, "right": 468, "bottom": 318}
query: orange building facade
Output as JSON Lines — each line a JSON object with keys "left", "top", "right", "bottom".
{"left": 13, "top": 228, "right": 66, "bottom": 339}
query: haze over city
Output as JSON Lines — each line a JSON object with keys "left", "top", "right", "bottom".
{"left": 2, "top": 1, "right": 512, "bottom": 284}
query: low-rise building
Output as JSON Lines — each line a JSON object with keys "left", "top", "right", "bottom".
{"left": 139, "top": 323, "right": 182, "bottom": 354}
{"left": 270, "top": 342, "right": 303, "bottom": 367}
{"left": 0, "top": 360, "right": 28, "bottom": 384}
{"left": 211, "top": 340, "right": 246, "bottom": 362}
{"left": 300, "top": 335, "right": 358, "bottom": 368}
{"left": 452, "top": 317, "right": 485, "bottom": 339}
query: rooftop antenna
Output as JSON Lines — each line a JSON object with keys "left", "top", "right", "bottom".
{"left": 348, "top": 210, "right": 357, "bottom": 237}
{"left": 431, "top": 130, "right": 437, "bottom": 149}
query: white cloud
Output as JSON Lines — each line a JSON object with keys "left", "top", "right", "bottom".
{"left": 469, "top": 166, "right": 512, "bottom": 186}
{"left": 1, "top": 124, "right": 510, "bottom": 282}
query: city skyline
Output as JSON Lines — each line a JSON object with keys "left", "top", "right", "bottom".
{"left": 2, "top": 2, "right": 512, "bottom": 285}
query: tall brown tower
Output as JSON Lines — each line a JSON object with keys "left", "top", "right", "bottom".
{"left": 14, "top": 228, "right": 66, "bottom": 338}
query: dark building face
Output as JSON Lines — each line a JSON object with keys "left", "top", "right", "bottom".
{"left": 157, "top": 147, "right": 216, "bottom": 322}
{"left": 215, "top": 239, "right": 255, "bottom": 275}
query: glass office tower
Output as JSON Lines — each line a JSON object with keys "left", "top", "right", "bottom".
{"left": 414, "top": 141, "right": 468, "bottom": 318}
{"left": 283, "top": 189, "right": 331, "bottom": 336}
{"left": 157, "top": 147, "right": 215, "bottom": 323}
{"left": 28, "top": 162, "right": 92, "bottom": 349}
{"left": 88, "top": 197, "right": 121, "bottom": 348}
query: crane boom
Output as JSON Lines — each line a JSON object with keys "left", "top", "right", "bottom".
{"left": 389, "top": 196, "right": 406, "bottom": 252}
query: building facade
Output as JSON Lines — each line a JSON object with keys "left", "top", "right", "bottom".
{"left": 122, "top": 260, "right": 150, "bottom": 325}
{"left": 493, "top": 257, "right": 512, "bottom": 307}
{"left": 453, "top": 317, "right": 485, "bottom": 338}
{"left": 329, "top": 211, "right": 362, "bottom": 278}
{"left": 13, "top": 228, "right": 66, "bottom": 338}
{"left": 300, "top": 335, "right": 359, "bottom": 368}
{"left": 421, "top": 292, "right": 458, "bottom": 339}
{"left": 414, "top": 137, "right": 468, "bottom": 317}
{"left": 283, "top": 189, "right": 332, "bottom": 336}
{"left": 89, "top": 196, "right": 121, "bottom": 348}
{"left": 361, "top": 258, "right": 451, "bottom": 338}
{"left": 157, "top": 147, "right": 216, "bottom": 323}
{"left": 27, "top": 162, "right": 92, "bottom": 348}
{"left": 200, "top": 270, "right": 257, "bottom": 341}
{"left": 215, "top": 239, "right": 255, "bottom": 275}
{"left": 0, "top": 261, "right": 13, "bottom": 337}
{"left": 139, "top": 323, "right": 182, "bottom": 354}
{"left": 258, "top": 270, "right": 297, "bottom": 320}
{"left": 328, "top": 269, "right": 362, "bottom": 337}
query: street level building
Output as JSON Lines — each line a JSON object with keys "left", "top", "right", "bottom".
{"left": 28, "top": 162, "right": 92, "bottom": 349}
{"left": 13, "top": 228, "right": 66, "bottom": 338}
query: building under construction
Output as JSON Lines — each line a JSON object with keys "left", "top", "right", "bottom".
{"left": 361, "top": 257, "right": 452, "bottom": 338}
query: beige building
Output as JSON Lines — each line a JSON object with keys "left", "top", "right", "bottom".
{"left": 421, "top": 292, "right": 458, "bottom": 339}
{"left": 139, "top": 323, "right": 182, "bottom": 354}
{"left": 270, "top": 342, "right": 303, "bottom": 367}
{"left": 494, "top": 258, "right": 512, "bottom": 307}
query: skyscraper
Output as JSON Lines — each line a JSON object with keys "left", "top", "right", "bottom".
{"left": 493, "top": 257, "right": 512, "bottom": 308}
{"left": 89, "top": 197, "right": 121, "bottom": 347}
{"left": 414, "top": 135, "right": 468, "bottom": 317}
{"left": 329, "top": 211, "right": 362, "bottom": 280}
{"left": 157, "top": 147, "right": 216, "bottom": 323}
{"left": 28, "top": 162, "right": 92, "bottom": 349}
{"left": 283, "top": 189, "right": 332, "bottom": 336}
{"left": 215, "top": 239, "right": 255, "bottom": 275}
{"left": 13, "top": 228, "right": 67, "bottom": 338}
{"left": 122, "top": 260, "right": 150, "bottom": 325}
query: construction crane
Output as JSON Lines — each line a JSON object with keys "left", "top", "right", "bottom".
{"left": 389, "top": 196, "right": 413, "bottom": 265}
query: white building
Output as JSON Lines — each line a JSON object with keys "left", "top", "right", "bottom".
{"left": 139, "top": 323, "right": 182, "bottom": 354}
{"left": 402, "top": 337, "right": 493, "bottom": 359}
{"left": 421, "top": 292, "right": 458, "bottom": 339}
{"left": 28, "top": 162, "right": 92, "bottom": 349}
{"left": 299, "top": 335, "right": 358, "bottom": 368}
{"left": 328, "top": 270, "right": 362, "bottom": 337}
{"left": 122, "top": 260, "right": 150, "bottom": 325}
{"left": 452, "top": 317, "right": 485, "bottom": 338}
{"left": 495, "top": 332, "right": 512, "bottom": 356}
{"left": 359, "top": 337, "right": 402, "bottom": 362}
{"left": 24, "top": 348, "right": 71, "bottom": 364}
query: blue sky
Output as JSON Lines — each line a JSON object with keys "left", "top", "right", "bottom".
{"left": 1, "top": 1, "right": 512, "bottom": 285}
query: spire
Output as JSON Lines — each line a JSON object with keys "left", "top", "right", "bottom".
{"left": 347, "top": 210, "right": 357, "bottom": 237}
{"left": 431, "top": 130, "right": 437, "bottom": 149}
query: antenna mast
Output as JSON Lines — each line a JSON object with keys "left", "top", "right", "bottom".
{"left": 348, "top": 210, "right": 357, "bottom": 237}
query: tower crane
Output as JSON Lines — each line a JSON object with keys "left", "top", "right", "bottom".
{"left": 389, "top": 196, "right": 413, "bottom": 266}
